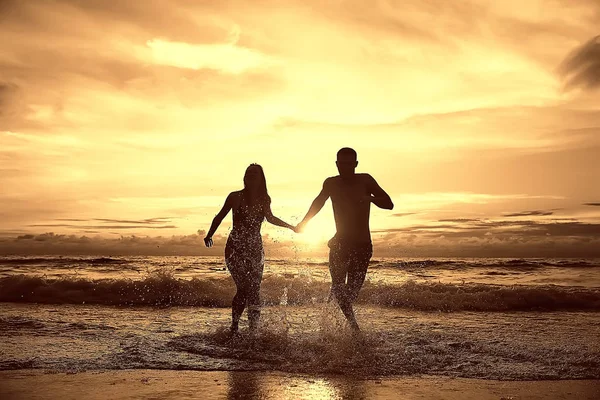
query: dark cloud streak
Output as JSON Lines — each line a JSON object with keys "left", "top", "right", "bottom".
{"left": 503, "top": 210, "right": 555, "bottom": 217}
{"left": 378, "top": 220, "right": 600, "bottom": 239}
{"left": 559, "top": 35, "right": 600, "bottom": 91}
{"left": 438, "top": 218, "right": 482, "bottom": 223}
{"left": 93, "top": 217, "right": 173, "bottom": 224}
{"left": 28, "top": 224, "right": 177, "bottom": 230}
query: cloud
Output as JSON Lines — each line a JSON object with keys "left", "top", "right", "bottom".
{"left": 373, "top": 218, "right": 600, "bottom": 258}
{"left": 27, "top": 215, "right": 179, "bottom": 231}
{"left": 0, "top": 231, "right": 298, "bottom": 257}
{"left": 27, "top": 224, "right": 177, "bottom": 230}
{"left": 540, "top": 222, "right": 600, "bottom": 237}
{"left": 392, "top": 212, "right": 418, "bottom": 217}
{"left": 146, "top": 38, "right": 275, "bottom": 73}
{"left": 0, "top": 82, "right": 18, "bottom": 106}
{"left": 559, "top": 35, "right": 600, "bottom": 91}
{"left": 584, "top": 202, "right": 600, "bottom": 206}
{"left": 502, "top": 210, "right": 555, "bottom": 217}
{"left": 375, "top": 216, "right": 600, "bottom": 240}
{"left": 0, "top": 0, "right": 284, "bottom": 135}
{"left": 2, "top": 0, "right": 600, "bottom": 249}
{"left": 270, "top": 106, "right": 600, "bottom": 160}
{"left": 4, "top": 215, "right": 600, "bottom": 257}
{"left": 93, "top": 217, "right": 174, "bottom": 224}
{"left": 0, "top": 82, "right": 30, "bottom": 130}
{"left": 373, "top": 224, "right": 464, "bottom": 234}
{"left": 4, "top": 222, "right": 600, "bottom": 257}
{"left": 1, "top": 0, "right": 230, "bottom": 46}
{"left": 438, "top": 218, "right": 482, "bottom": 223}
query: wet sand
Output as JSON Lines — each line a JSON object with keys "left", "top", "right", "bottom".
{"left": 1, "top": 370, "right": 599, "bottom": 400}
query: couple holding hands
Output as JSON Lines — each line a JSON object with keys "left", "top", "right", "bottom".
{"left": 204, "top": 147, "right": 394, "bottom": 334}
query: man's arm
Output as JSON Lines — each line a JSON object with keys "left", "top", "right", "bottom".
{"left": 366, "top": 175, "right": 394, "bottom": 210}
{"left": 297, "top": 179, "right": 331, "bottom": 232}
{"left": 204, "top": 193, "right": 234, "bottom": 247}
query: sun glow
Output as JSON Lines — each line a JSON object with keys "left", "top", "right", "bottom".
{"left": 296, "top": 214, "right": 336, "bottom": 248}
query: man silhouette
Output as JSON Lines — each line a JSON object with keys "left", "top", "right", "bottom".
{"left": 297, "top": 147, "right": 393, "bottom": 331}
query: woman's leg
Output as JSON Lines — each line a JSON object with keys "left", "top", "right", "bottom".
{"left": 228, "top": 257, "right": 250, "bottom": 333}
{"left": 231, "top": 286, "right": 247, "bottom": 333}
{"left": 247, "top": 249, "right": 264, "bottom": 332}
{"left": 227, "top": 239, "right": 264, "bottom": 333}
{"left": 247, "top": 282, "right": 261, "bottom": 331}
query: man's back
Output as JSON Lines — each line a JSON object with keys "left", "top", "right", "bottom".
{"left": 325, "top": 173, "right": 374, "bottom": 244}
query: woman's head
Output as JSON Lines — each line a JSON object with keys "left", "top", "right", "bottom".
{"left": 243, "top": 163, "right": 268, "bottom": 199}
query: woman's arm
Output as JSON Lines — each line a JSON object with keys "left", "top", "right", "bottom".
{"left": 264, "top": 199, "right": 296, "bottom": 231}
{"left": 204, "top": 193, "right": 234, "bottom": 247}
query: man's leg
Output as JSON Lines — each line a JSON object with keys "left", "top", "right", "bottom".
{"left": 329, "top": 246, "right": 360, "bottom": 331}
{"left": 338, "top": 297, "right": 360, "bottom": 331}
{"left": 346, "top": 245, "right": 372, "bottom": 303}
{"left": 344, "top": 245, "right": 373, "bottom": 331}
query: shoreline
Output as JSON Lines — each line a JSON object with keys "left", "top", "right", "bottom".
{"left": 1, "top": 370, "right": 599, "bottom": 400}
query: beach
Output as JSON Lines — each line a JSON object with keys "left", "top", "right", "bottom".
{"left": 1, "top": 256, "right": 599, "bottom": 398}
{"left": 1, "top": 370, "right": 599, "bottom": 399}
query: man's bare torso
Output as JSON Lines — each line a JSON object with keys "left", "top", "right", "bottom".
{"left": 325, "top": 173, "right": 374, "bottom": 244}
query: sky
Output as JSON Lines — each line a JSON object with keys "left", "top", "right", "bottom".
{"left": 1, "top": 0, "right": 599, "bottom": 257}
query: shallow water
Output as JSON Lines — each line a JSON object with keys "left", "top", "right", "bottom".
{"left": 1, "top": 256, "right": 599, "bottom": 379}
{"left": 1, "top": 256, "right": 600, "bottom": 311}
{"left": 1, "top": 302, "right": 599, "bottom": 379}
{"left": 1, "top": 256, "right": 600, "bottom": 287}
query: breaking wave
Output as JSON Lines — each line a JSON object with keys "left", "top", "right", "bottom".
{"left": 1, "top": 272, "right": 599, "bottom": 311}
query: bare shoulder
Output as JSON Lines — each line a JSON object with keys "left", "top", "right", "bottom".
{"left": 323, "top": 176, "right": 338, "bottom": 187}
{"left": 227, "top": 190, "right": 243, "bottom": 205}
{"left": 357, "top": 173, "right": 376, "bottom": 184}
{"left": 316, "top": 176, "right": 336, "bottom": 197}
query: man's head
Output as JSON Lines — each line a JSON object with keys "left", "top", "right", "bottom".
{"left": 336, "top": 147, "right": 358, "bottom": 177}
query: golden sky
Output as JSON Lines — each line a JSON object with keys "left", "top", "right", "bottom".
{"left": 1, "top": 0, "right": 599, "bottom": 257}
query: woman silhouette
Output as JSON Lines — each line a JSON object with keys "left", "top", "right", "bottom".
{"left": 204, "top": 164, "right": 296, "bottom": 333}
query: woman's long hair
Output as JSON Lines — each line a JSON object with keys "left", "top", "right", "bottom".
{"left": 243, "top": 163, "right": 270, "bottom": 209}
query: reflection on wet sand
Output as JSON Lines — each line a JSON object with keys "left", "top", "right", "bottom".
{"left": 1, "top": 370, "right": 599, "bottom": 400}
{"left": 227, "top": 372, "right": 264, "bottom": 399}
{"left": 227, "top": 371, "right": 368, "bottom": 399}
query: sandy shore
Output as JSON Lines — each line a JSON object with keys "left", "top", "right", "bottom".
{"left": 0, "top": 370, "right": 598, "bottom": 400}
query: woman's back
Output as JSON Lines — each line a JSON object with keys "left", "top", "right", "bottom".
{"left": 230, "top": 191, "right": 267, "bottom": 236}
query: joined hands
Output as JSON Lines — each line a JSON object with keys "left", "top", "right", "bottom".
{"left": 293, "top": 221, "right": 307, "bottom": 234}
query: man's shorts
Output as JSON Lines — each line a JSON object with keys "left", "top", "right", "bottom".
{"left": 328, "top": 235, "right": 373, "bottom": 291}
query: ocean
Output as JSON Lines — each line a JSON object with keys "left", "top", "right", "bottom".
{"left": 1, "top": 256, "right": 599, "bottom": 380}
